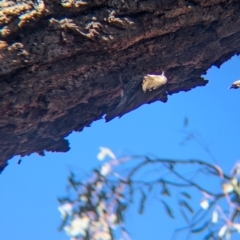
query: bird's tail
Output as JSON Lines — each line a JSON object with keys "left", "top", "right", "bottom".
{"left": 105, "top": 108, "right": 121, "bottom": 122}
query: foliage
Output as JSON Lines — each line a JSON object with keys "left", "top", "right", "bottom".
{"left": 58, "top": 126, "right": 240, "bottom": 240}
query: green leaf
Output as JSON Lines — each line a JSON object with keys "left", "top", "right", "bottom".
{"left": 191, "top": 220, "right": 210, "bottom": 233}
{"left": 139, "top": 190, "right": 147, "bottom": 214}
{"left": 180, "top": 200, "right": 194, "bottom": 214}
{"left": 180, "top": 192, "right": 191, "bottom": 199}
{"left": 160, "top": 200, "right": 174, "bottom": 219}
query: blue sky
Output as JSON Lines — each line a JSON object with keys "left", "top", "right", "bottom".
{"left": 1, "top": 55, "right": 240, "bottom": 240}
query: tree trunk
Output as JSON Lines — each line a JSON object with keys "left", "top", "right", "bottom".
{"left": 0, "top": 0, "right": 239, "bottom": 172}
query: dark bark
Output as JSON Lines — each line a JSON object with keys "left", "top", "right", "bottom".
{"left": 0, "top": 0, "right": 239, "bottom": 172}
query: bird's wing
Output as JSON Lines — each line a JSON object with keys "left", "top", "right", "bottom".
{"left": 105, "top": 74, "right": 167, "bottom": 122}
{"left": 119, "top": 86, "right": 166, "bottom": 117}
{"left": 116, "top": 75, "right": 144, "bottom": 107}
{"left": 125, "top": 75, "right": 144, "bottom": 93}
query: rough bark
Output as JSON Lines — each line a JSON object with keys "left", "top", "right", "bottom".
{"left": 0, "top": 0, "right": 240, "bottom": 172}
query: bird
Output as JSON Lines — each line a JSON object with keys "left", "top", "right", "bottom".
{"left": 105, "top": 72, "right": 168, "bottom": 122}
{"left": 229, "top": 80, "right": 240, "bottom": 89}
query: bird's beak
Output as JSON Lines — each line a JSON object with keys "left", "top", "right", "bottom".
{"left": 229, "top": 85, "right": 235, "bottom": 89}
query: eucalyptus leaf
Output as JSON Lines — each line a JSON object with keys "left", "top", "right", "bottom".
{"left": 129, "top": 180, "right": 134, "bottom": 203}
{"left": 160, "top": 200, "right": 174, "bottom": 219}
{"left": 191, "top": 220, "right": 210, "bottom": 233}
{"left": 139, "top": 190, "right": 147, "bottom": 214}
{"left": 58, "top": 215, "right": 68, "bottom": 231}
{"left": 180, "top": 192, "right": 191, "bottom": 199}
{"left": 180, "top": 200, "right": 194, "bottom": 214}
